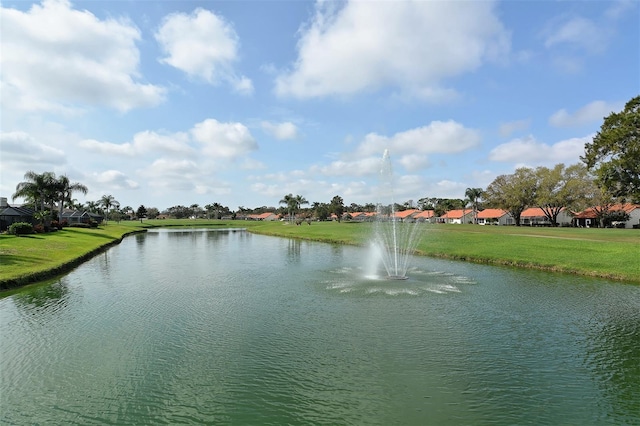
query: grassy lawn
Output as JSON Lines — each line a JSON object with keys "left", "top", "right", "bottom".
{"left": 0, "top": 224, "right": 145, "bottom": 289}
{"left": 1, "top": 219, "right": 639, "bottom": 290}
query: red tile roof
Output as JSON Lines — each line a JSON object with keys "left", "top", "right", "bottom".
{"left": 440, "top": 209, "right": 471, "bottom": 219}
{"left": 477, "top": 209, "right": 508, "bottom": 219}
{"left": 394, "top": 209, "right": 419, "bottom": 218}
{"left": 574, "top": 203, "right": 639, "bottom": 218}
{"left": 414, "top": 210, "right": 435, "bottom": 218}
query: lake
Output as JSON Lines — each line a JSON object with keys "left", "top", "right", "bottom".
{"left": 1, "top": 228, "right": 639, "bottom": 424}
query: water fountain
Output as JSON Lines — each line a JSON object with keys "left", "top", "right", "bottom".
{"left": 371, "top": 150, "right": 422, "bottom": 280}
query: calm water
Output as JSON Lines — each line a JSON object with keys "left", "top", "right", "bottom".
{"left": 1, "top": 228, "right": 639, "bottom": 425}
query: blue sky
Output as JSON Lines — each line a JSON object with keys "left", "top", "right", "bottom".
{"left": 1, "top": 0, "right": 638, "bottom": 211}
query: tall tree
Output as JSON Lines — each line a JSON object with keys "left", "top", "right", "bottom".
{"left": 56, "top": 175, "right": 88, "bottom": 219}
{"left": 484, "top": 167, "right": 537, "bottom": 226}
{"left": 279, "top": 194, "right": 295, "bottom": 221}
{"left": 190, "top": 204, "right": 203, "bottom": 218}
{"left": 84, "top": 200, "right": 101, "bottom": 214}
{"left": 100, "top": 194, "right": 119, "bottom": 223}
{"left": 464, "top": 188, "right": 483, "bottom": 224}
{"left": 534, "top": 163, "right": 591, "bottom": 226}
{"left": 582, "top": 95, "right": 640, "bottom": 203}
{"left": 330, "top": 195, "right": 345, "bottom": 221}
{"left": 136, "top": 205, "right": 148, "bottom": 222}
{"left": 279, "top": 194, "right": 307, "bottom": 221}
{"left": 294, "top": 195, "right": 308, "bottom": 214}
{"left": 12, "top": 171, "right": 57, "bottom": 212}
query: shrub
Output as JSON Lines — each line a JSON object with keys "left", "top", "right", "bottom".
{"left": 33, "top": 224, "right": 45, "bottom": 233}
{"left": 69, "top": 222, "right": 91, "bottom": 228}
{"left": 9, "top": 222, "right": 34, "bottom": 235}
{"left": 51, "top": 220, "right": 66, "bottom": 230}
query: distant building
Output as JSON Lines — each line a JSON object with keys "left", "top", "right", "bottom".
{"left": 520, "top": 207, "right": 572, "bottom": 226}
{"left": 573, "top": 203, "right": 640, "bottom": 228}
{"left": 476, "top": 209, "right": 513, "bottom": 226}
{"left": 437, "top": 209, "right": 474, "bottom": 224}
{"left": 0, "top": 204, "right": 36, "bottom": 231}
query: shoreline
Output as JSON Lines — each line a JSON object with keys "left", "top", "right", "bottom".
{"left": 1, "top": 222, "right": 638, "bottom": 292}
{"left": 0, "top": 229, "right": 146, "bottom": 291}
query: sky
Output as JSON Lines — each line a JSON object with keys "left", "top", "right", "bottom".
{"left": 1, "top": 0, "right": 639, "bottom": 212}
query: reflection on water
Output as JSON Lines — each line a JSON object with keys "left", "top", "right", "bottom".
{"left": 1, "top": 229, "right": 639, "bottom": 425}
{"left": 322, "top": 265, "right": 473, "bottom": 296}
{"left": 11, "top": 279, "right": 71, "bottom": 318}
{"left": 582, "top": 294, "right": 640, "bottom": 423}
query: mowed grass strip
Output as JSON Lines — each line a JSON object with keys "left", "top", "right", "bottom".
{"left": 248, "top": 221, "right": 640, "bottom": 282}
{"left": 416, "top": 226, "right": 637, "bottom": 280}
{"left": 1, "top": 219, "right": 638, "bottom": 289}
{"left": 0, "top": 225, "right": 145, "bottom": 288}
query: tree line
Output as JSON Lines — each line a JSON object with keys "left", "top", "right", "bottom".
{"left": 10, "top": 96, "right": 638, "bottom": 228}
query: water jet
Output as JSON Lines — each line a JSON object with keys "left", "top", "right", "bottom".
{"left": 370, "top": 150, "right": 422, "bottom": 280}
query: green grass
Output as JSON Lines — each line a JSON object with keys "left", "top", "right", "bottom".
{"left": 247, "top": 221, "right": 640, "bottom": 282}
{"left": 1, "top": 219, "right": 639, "bottom": 290}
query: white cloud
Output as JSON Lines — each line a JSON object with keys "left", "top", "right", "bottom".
{"left": 309, "top": 157, "right": 382, "bottom": 177}
{"left": 431, "top": 179, "right": 469, "bottom": 198}
{"left": 488, "top": 134, "right": 591, "bottom": 164}
{"left": 397, "top": 154, "right": 431, "bottom": 172}
{"left": 0, "top": 131, "right": 66, "bottom": 167}
{"left": 139, "top": 158, "right": 201, "bottom": 192}
{"left": 191, "top": 119, "right": 258, "bottom": 159}
{"left": 354, "top": 120, "right": 481, "bottom": 158}
{"left": 261, "top": 121, "right": 299, "bottom": 140}
{"left": 275, "top": 0, "right": 509, "bottom": 99}
{"left": 543, "top": 16, "right": 608, "bottom": 53}
{"left": 498, "top": 119, "right": 531, "bottom": 137}
{"left": 240, "top": 158, "right": 267, "bottom": 170}
{"left": 0, "top": 0, "right": 165, "bottom": 113}
{"left": 79, "top": 138, "right": 133, "bottom": 156}
{"left": 79, "top": 131, "right": 192, "bottom": 156}
{"left": 155, "top": 8, "right": 252, "bottom": 93}
{"left": 605, "top": 0, "right": 636, "bottom": 20}
{"left": 549, "top": 100, "right": 623, "bottom": 127}
{"left": 90, "top": 170, "right": 139, "bottom": 191}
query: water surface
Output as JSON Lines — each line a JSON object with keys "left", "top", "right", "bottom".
{"left": 1, "top": 229, "right": 639, "bottom": 424}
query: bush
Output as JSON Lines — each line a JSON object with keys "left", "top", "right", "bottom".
{"left": 33, "top": 224, "right": 45, "bottom": 233}
{"left": 51, "top": 220, "right": 67, "bottom": 230}
{"left": 9, "top": 222, "right": 34, "bottom": 235}
{"left": 69, "top": 222, "right": 91, "bottom": 228}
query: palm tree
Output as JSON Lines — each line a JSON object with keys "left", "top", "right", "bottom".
{"left": 100, "top": 194, "right": 119, "bottom": 223}
{"left": 293, "top": 195, "right": 308, "bottom": 216}
{"left": 465, "top": 187, "right": 484, "bottom": 224}
{"left": 279, "top": 193, "right": 295, "bottom": 221}
{"left": 120, "top": 206, "right": 133, "bottom": 219}
{"left": 84, "top": 200, "right": 101, "bottom": 214}
{"left": 12, "top": 171, "right": 57, "bottom": 212}
{"left": 190, "top": 204, "right": 202, "bottom": 218}
{"left": 56, "top": 175, "right": 88, "bottom": 220}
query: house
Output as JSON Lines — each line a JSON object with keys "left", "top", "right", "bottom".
{"left": 0, "top": 205, "right": 36, "bottom": 231}
{"left": 622, "top": 204, "right": 640, "bottom": 229}
{"left": 60, "top": 209, "right": 103, "bottom": 225}
{"left": 413, "top": 210, "right": 436, "bottom": 223}
{"left": 437, "top": 209, "right": 474, "bottom": 224}
{"left": 246, "top": 212, "right": 279, "bottom": 221}
{"left": 393, "top": 209, "right": 420, "bottom": 222}
{"left": 573, "top": 203, "right": 640, "bottom": 228}
{"left": 520, "top": 207, "right": 572, "bottom": 226}
{"left": 476, "top": 209, "right": 513, "bottom": 226}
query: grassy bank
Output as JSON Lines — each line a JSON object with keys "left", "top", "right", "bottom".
{"left": 0, "top": 224, "right": 146, "bottom": 289}
{"left": 247, "top": 221, "right": 640, "bottom": 282}
{"left": 1, "top": 219, "right": 638, "bottom": 290}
